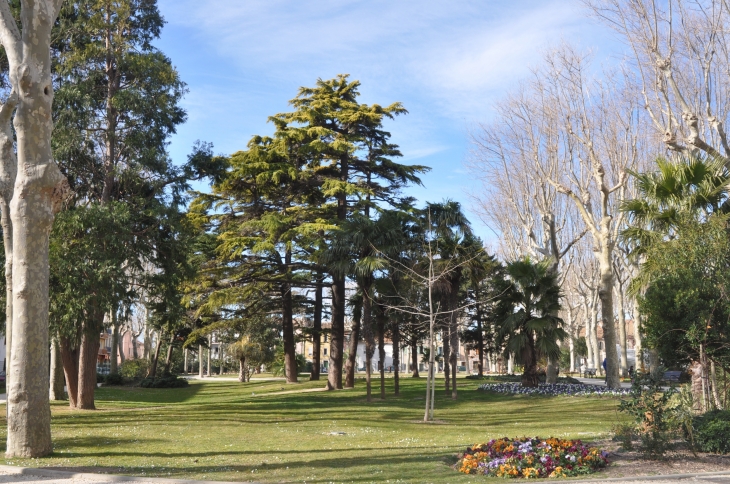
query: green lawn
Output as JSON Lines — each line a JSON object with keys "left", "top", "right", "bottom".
{"left": 0, "top": 377, "right": 623, "bottom": 483}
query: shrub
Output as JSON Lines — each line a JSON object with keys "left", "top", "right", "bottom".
{"left": 105, "top": 372, "right": 125, "bottom": 386}
{"left": 96, "top": 373, "right": 106, "bottom": 383}
{"left": 120, "top": 359, "right": 149, "bottom": 380}
{"left": 692, "top": 410, "right": 730, "bottom": 454}
{"left": 618, "top": 371, "right": 676, "bottom": 459}
{"left": 139, "top": 375, "right": 189, "bottom": 388}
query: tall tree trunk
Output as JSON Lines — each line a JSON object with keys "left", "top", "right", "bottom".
{"left": 710, "top": 359, "right": 723, "bottom": 410}
{"left": 59, "top": 339, "right": 79, "bottom": 409}
{"left": 327, "top": 275, "right": 346, "bottom": 390}
{"left": 392, "top": 317, "right": 400, "bottom": 396}
{"left": 617, "top": 285, "right": 628, "bottom": 377}
{"left": 0, "top": 95, "right": 16, "bottom": 400}
{"left": 597, "top": 243, "right": 620, "bottom": 388}
{"left": 198, "top": 344, "right": 203, "bottom": 378}
{"left": 206, "top": 334, "right": 211, "bottom": 377}
{"left": 411, "top": 341, "right": 419, "bottom": 378}
{"left": 49, "top": 338, "right": 66, "bottom": 401}
{"left": 218, "top": 343, "right": 224, "bottom": 375}
{"left": 281, "top": 277, "right": 297, "bottom": 383}
{"left": 183, "top": 348, "right": 188, "bottom": 374}
{"left": 310, "top": 273, "right": 323, "bottom": 381}
{"left": 633, "top": 297, "right": 643, "bottom": 371}
{"left": 449, "top": 280, "right": 459, "bottom": 399}
{"left": 3, "top": 1, "right": 67, "bottom": 455}
{"left": 110, "top": 311, "right": 119, "bottom": 375}
{"left": 163, "top": 334, "right": 174, "bottom": 375}
{"left": 77, "top": 330, "right": 100, "bottom": 410}
{"left": 443, "top": 327, "right": 450, "bottom": 393}
{"left": 475, "top": 296, "right": 484, "bottom": 377}
{"left": 521, "top": 334, "right": 539, "bottom": 387}
{"left": 149, "top": 333, "right": 163, "bottom": 379}
{"left": 362, "top": 286, "right": 374, "bottom": 402}
{"left": 117, "top": 329, "right": 125, "bottom": 364}
{"left": 238, "top": 356, "right": 246, "bottom": 382}
{"left": 344, "top": 300, "right": 361, "bottom": 389}
{"left": 377, "top": 310, "right": 386, "bottom": 400}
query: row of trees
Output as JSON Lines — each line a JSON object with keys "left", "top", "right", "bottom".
{"left": 470, "top": 0, "right": 730, "bottom": 402}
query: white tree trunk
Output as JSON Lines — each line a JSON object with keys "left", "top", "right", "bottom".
{"left": 49, "top": 338, "right": 65, "bottom": 401}
{"left": 633, "top": 297, "right": 643, "bottom": 371}
{"left": 207, "top": 335, "right": 212, "bottom": 377}
{"left": 616, "top": 285, "right": 628, "bottom": 377}
{"left": 183, "top": 348, "right": 188, "bottom": 374}
{"left": 198, "top": 344, "right": 203, "bottom": 378}
{"left": 1, "top": 0, "right": 67, "bottom": 457}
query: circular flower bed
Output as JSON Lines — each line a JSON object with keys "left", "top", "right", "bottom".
{"left": 478, "top": 382, "right": 630, "bottom": 397}
{"left": 455, "top": 437, "right": 609, "bottom": 478}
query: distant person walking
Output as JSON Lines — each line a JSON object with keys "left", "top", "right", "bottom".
{"left": 602, "top": 358, "right": 607, "bottom": 383}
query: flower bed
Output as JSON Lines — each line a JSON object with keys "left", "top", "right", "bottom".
{"left": 478, "top": 382, "right": 630, "bottom": 397}
{"left": 456, "top": 437, "right": 609, "bottom": 478}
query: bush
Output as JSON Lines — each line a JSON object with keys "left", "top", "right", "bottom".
{"left": 618, "top": 371, "right": 676, "bottom": 459}
{"left": 120, "top": 359, "right": 149, "bottom": 380}
{"left": 96, "top": 373, "right": 106, "bottom": 383}
{"left": 692, "top": 410, "right": 730, "bottom": 454}
{"left": 139, "top": 375, "right": 189, "bottom": 388}
{"left": 105, "top": 372, "right": 124, "bottom": 386}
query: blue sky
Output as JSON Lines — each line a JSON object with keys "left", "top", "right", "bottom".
{"left": 155, "top": 0, "right": 619, "bottom": 242}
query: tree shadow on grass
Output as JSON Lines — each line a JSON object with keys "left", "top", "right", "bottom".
{"left": 40, "top": 449, "right": 459, "bottom": 483}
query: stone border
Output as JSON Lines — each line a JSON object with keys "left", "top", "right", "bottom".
{"left": 1, "top": 464, "right": 728, "bottom": 483}
{"left": 565, "top": 470, "right": 730, "bottom": 482}
{"left": 0, "top": 465, "right": 256, "bottom": 483}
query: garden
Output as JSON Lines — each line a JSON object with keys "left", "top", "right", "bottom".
{"left": 0, "top": 378, "right": 625, "bottom": 483}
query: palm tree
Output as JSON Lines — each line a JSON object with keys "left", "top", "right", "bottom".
{"left": 494, "top": 258, "right": 566, "bottom": 387}
{"left": 622, "top": 153, "right": 730, "bottom": 257}
{"left": 425, "top": 200, "right": 481, "bottom": 399}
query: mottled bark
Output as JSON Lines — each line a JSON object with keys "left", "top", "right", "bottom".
{"left": 0, "top": 93, "right": 17, "bottom": 399}
{"left": 3, "top": 0, "right": 68, "bottom": 457}
{"left": 49, "top": 338, "right": 65, "bottom": 401}
{"left": 617, "top": 285, "right": 628, "bottom": 377}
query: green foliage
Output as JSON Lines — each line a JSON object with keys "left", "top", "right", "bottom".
{"left": 493, "top": 258, "right": 566, "bottom": 387}
{"left": 270, "top": 347, "right": 306, "bottom": 377}
{"left": 120, "top": 359, "right": 149, "bottom": 380}
{"left": 622, "top": 153, "right": 730, "bottom": 258}
{"left": 104, "top": 373, "right": 125, "bottom": 386}
{"left": 618, "top": 371, "right": 676, "bottom": 458}
{"left": 637, "top": 215, "right": 730, "bottom": 369}
{"left": 691, "top": 410, "right": 730, "bottom": 454}
{"left": 139, "top": 375, "right": 189, "bottom": 388}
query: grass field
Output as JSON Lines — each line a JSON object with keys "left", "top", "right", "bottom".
{"left": 0, "top": 377, "right": 624, "bottom": 483}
